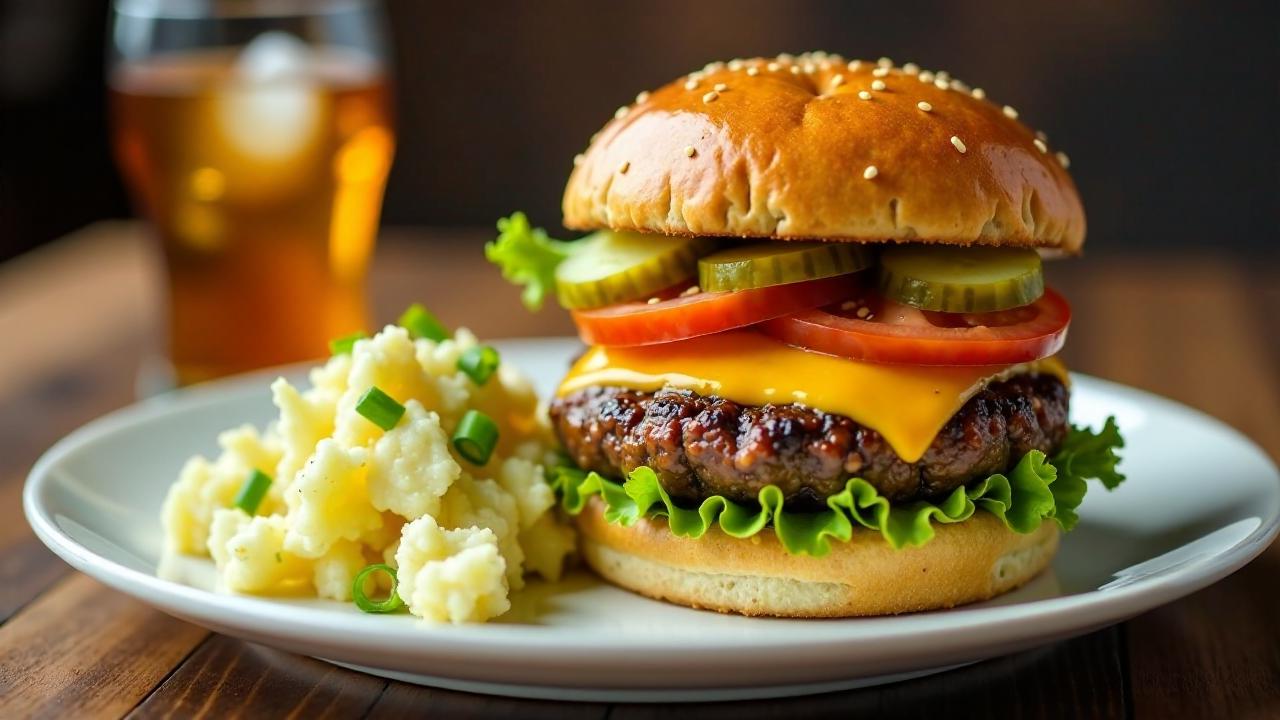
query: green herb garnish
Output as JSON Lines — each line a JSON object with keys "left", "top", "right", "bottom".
{"left": 355, "top": 386, "right": 406, "bottom": 431}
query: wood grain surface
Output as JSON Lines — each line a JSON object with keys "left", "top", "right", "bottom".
{"left": 0, "top": 222, "right": 1276, "bottom": 719}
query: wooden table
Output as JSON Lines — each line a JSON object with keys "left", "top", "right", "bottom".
{"left": 1, "top": 222, "right": 1277, "bottom": 718}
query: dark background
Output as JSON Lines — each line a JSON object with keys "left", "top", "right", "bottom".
{"left": 0, "top": 0, "right": 1275, "bottom": 262}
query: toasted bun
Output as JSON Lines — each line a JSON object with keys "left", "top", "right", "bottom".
{"left": 575, "top": 497, "right": 1058, "bottom": 617}
{"left": 564, "top": 53, "right": 1084, "bottom": 252}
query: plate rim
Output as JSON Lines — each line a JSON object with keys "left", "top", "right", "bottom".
{"left": 21, "top": 337, "right": 1280, "bottom": 660}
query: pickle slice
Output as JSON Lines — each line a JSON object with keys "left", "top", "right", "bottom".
{"left": 877, "top": 245, "right": 1044, "bottom": 312}
{"left": 554, "top": 230, "right": 714, "bottom": 309}
{"left": 697, "top": 242, "right": 873, "bottom": 292}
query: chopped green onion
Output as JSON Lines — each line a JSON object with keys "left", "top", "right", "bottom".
{"left": 457, "top": 345, "right": 500, "bottom": 386}
{"left": 452, "top": 409, "right": 499, "bottom": 465}
{"left": 355, "top": 386, "right": 405, "bottom": 431}
{"left": 233, "top": 469, "right": 272, "bottom": 515}
{"left": 398, "top": 303, "right": 450, "bottom": 342}
{"left": 352, "top": 564, "right": 404, "bottom": 613}
{"left": 328, "top": 331, "right": 367, "bottom": 355}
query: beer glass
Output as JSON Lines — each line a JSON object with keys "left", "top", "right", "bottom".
{"left": 108, "top": 0, "right": 394, "bottom": 385}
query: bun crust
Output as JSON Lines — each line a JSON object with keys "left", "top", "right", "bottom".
{"left": 575, "top": 497, "right": 1058, "bottom": 617}
{"left": 564, "top": 55, "right": 1084, "bottom": 251}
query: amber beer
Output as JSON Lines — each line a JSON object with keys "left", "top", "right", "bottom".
{"left": 110, "top": 48, "right": 393, "bottom": 384}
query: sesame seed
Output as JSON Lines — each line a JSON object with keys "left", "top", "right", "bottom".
{"left": 614, "top": 106, "right": 629, "bottom": 120}
{"left": 831, "top": 74, "right": 845, "bottom": 87}
{"left": 702, "top": 90, "right": 719, "bottom": 103}
{"left": 1002, "top": 105, "right": 1019, "bottom": 119}
{"left": 778, "top": 53, "right": 794, "bottom": 62}
{"left": 803, "top": 62, "right": 816, "bottom": 74}
{"left": 950, "top": 79, "right": 968, "bottom": 92}
{"left": 935, "top": 71, "right": 951, "bottom": 82}
{"left": 903, "top": 62, "right": 920, "bottom": 75}
{"left": 971, "top": 87, "right": 986, "bottom": 100}
{"left": 767, "top": 62, "right": 781, "bottom": 72}
{"left": 858, "top": 90, "right": 872, "bottom": 100}
{"left": 950, "top": 136, "right": 967, "bottom": 153}
{"left": 746, "top": 66, "right": 760, "bottom": 76}
{"left": 871, "top": 79, "right": 887, "bottom": 91}
{"left": 714, "top": 82, "right": 727, "bottom": 92}
{"left": 848, "top": 60, "right": 863, "bottom": 71}
{"left": 728, "top": 59, "right": 743, "bottom": 71}
{"left": 619, "top": 160, "right": 630, "bottom": 173}
{"left": 917, "top": 100, "right": 933, "bottom": 112}
{"left": 685, "top": 145, "right": 697, "bottom": 157}
{"left": 863, "top": 165, "right": 879, "bottom": 180}
{"left": 934, "top": 78, "right": 949, "bottom": 90}
{"left": 856, "top": 306, "right": 871, "bottom": 318}
{"left": 646, "top": 297, "right": 660, "bottom": 305}
{"left": 1056, "top": 151, "right": 1071, "bottom": 168}
{"left": 1035, "top": 130, "right": 1048, "bottom": 141}
{"left": 918, "top": 71, "right": 935, "bottom": 83}
{"left": 635, "top": 91, "right": 650, "bottom": 103}
{"left": 873, "top": 67, "right": 890, "bottom": 78}
{"left": 684, "top": 79, "right": 699, "bottom": 90}
{"left": 819, "top": 61, "right": 832, "bottom": 71}
{"left": 680, "top": 285, "right": 701, "bottom": 297}
{"left": 704, "top": 61, "right": 724, "bottom": 73}
{"left": 790, "top": 65, "right": 802, "bottom": 75}
{"left": 877, "top": 56, "right": 893, "bottom": 67}
{"left": 573, "top": 153, "right": 584, "bottom": 166}
{"left": 840, "top": 300, "right": 858, "bottom": 311}
{"left": 1033, "top": 138, "right": 1048, "bottom": 153}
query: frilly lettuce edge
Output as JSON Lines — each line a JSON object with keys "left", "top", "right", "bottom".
{"left": 551, "top": 418, "right": 1124, "bottom": 556}
{"left": 485, "top": 212, "right": 571, "bottom": 311}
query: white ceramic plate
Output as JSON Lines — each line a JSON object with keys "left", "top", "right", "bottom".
{"left": 24, "top": 338, "right": 1280, "bottom": 702}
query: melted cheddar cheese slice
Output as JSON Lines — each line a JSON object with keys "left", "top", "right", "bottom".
{"left": 558, "top": 330, "right": 1067, "bottom": 463}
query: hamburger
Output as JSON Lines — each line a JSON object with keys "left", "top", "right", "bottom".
{"left": 488, "top": 52, "right": 1124, "bottom": 617}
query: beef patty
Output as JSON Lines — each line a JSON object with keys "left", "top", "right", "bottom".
{"left": 550, "top": 374, "right": 1069, "bottom": 508}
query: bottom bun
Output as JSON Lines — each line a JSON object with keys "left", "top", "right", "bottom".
{"left": 575, "top": 497, "right": 1058, "bottom": 618}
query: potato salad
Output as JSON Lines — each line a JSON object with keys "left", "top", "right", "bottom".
{"left": 161, "top": 308, "right": 575, "bottom": 622}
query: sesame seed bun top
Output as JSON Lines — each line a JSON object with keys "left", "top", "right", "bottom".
{"left": 563, "top": 53, "right": 1085, "bottom": 252}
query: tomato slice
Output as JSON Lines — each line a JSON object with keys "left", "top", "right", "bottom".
{"left": 760, "top": 288, "right": 1071, "bottom": 365}
{"left": 571, "top": 275, "right": 854, "bottom": 346}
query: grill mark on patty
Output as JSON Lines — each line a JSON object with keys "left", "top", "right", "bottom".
{"left": 549, "top": 374, "right": 1069, "bottom": 509}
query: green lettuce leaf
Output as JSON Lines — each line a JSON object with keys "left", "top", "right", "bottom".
{"left": 485, "top": 212, "right": 572, "bottom": 311}
{"left": 551, "top": 420, "right": 1125, "bottom": 556}
{"left": 1055, "top": 416, "right": 1126, "bottom": 490}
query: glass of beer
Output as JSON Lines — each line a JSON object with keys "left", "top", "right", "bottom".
{"left": 108, "top": 0, "right": 394, "bottom": 385}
